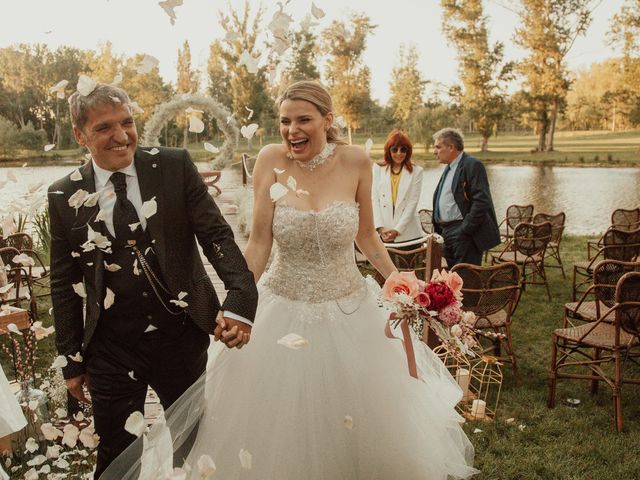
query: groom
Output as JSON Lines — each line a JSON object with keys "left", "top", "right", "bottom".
{"left": 48, "top": 83, "right": 258, "bottom": 478}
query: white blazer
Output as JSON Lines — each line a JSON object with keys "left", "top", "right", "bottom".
{"left": 372, "top": 163, "right": 424, "bottom": 243}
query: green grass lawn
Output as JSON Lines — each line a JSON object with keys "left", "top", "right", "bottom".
{"left": 2, "top": 236, "right": 640, "bottom": 478}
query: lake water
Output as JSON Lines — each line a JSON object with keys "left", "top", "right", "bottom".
{"left": 2, "top": 164, "right": 639, "bottom": 236}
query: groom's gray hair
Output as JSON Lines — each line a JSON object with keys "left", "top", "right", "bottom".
{"left": 433, "top": 128, "right": 464, "bottom": 151}
{"left": 68, "top": 83, "right": 132, "bottom": 130}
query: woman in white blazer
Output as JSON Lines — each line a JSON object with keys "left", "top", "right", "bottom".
{"left": 372, "top": 129, "right": 424, "bottom": 245}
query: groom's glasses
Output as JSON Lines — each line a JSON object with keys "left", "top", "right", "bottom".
{"left": 390, "top": 146, "right": 408, "bottom": 154}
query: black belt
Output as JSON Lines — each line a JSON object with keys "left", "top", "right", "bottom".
{"left": 437, "top": 219, "right": 463, "bottom": 228}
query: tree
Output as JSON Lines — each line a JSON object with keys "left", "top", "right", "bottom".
{"left": 280, "top": 23, "right": 321, "bottom": 86}
{"left": 176, "top": 40, "right": 201, "bottom": 147}
{"left": 85, "top": 42, "right": 122, "bottom": 84}
{"left": 322, "top": 13, "right": 376, "bottom": 144}
{"left": 441, "top": 0, "right": 512, "bottom": 151}
{"left": 215, "top": 0, "right": 271, "bottom": 136}
{"left": 514, "top": 0, "right": 594, "bottom": 152}
{"left": 387, "top": 45, "right": 427, "bottom": 130}
{"left": 207, "top": 40, "right": 231, "bottom": 107}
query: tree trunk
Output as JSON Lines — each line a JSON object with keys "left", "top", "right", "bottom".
{"left": 347, "top": 125, "right": 353, "bottom": 145}
{"left": 480, "top": 136, "right": 489, "bottom": 152}
{"left": 182, "top": 124, "right": 188, "bottom": 148}
{"left": 536, "top": 122, "right": 546, "bottom": 152}
{"left": 611, "top": 104, "right": 617, "bottom": 132}
{"left": 545, "top": 98, "right": 559, "bottom": 152}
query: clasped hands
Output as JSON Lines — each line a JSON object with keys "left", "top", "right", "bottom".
{"left": 214, "top": 316, "right": 252, "bottom": 349}
{"left": 378, "top": 228, "right": 399, "bottom": 243}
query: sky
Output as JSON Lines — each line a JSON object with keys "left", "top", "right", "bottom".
{"left": 0, "top": 0, "right": 626, "bottom": 105}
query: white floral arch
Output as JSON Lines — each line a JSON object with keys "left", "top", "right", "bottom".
{"left": 141, "top": 93, "right": 239, "bottom": 168}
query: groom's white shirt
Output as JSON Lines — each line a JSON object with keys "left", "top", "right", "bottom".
{"left": 92, "top": 159, "right": 252, "bottom": 327}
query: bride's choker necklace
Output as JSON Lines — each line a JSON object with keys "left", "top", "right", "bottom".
{"left": 293, "top": 142, "right": 336, "bottom": 171}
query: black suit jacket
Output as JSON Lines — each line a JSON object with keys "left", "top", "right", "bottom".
{"left": 432, "top": 152, "right": 501, "bottom": 252}
{"left": 48, "top": 147, "right": 258, "bottom": 379}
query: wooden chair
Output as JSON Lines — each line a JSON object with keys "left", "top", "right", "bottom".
{"left": 451, "top": 262, "right": 522, "bottom": 382}
{"left": 384, "top": 239, "right": 429, "bottom": 281}
{"left": 418, "top": 209, "right": 434, "bottom": 234}
{"left": 587, "top": 207, "right": 640, "bottom": 259}
{"left": 548, "top": 271, "right": 640, "bottom": 432}
{"left": 573, "top": 227, "right": 640, "bottom": 301}
{"left": 491, "top": 221, "right": 553, "bottom": 300}
{"left": 533, "top": 212, "right": 566, "bottom": 278}
{"left": 2, "top": 232, "right": 49, "bottom": 296}
{"left": 565, "top": 260, "right": 640, "bottom": 327}
{"left": 0, "top": 247, "right": 36, "bottom": 319}
{"left": 199, "top": 170, "right": 222, "bottom": 196}
{"left": 499, "top": 204, "right": 534, "bottom": 243}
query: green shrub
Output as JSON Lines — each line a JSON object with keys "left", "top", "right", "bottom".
{"left": 16, "top": 121, "right": 48, "bottom": 150}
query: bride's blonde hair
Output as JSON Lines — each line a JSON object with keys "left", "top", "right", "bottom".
{"left": 277, "top": 80, "right": 347, "bottom": 145}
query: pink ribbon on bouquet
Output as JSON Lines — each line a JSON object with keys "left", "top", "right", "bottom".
{"left": 384, "top": 313, "right": 418, "bottom": 379}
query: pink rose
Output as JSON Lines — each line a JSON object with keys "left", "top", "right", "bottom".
{"left": 382, "top": 271, "right": 420, "bottom": 300}
{"left": 416, "top": 292, "right": 431, "bottom": 308}
{"left": 438, "top": 303, "right": 462, "bottom": 327}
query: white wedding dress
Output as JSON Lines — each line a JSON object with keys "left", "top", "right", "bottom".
{"left": 104, "top": 201, "right": 478, "bottom": 479}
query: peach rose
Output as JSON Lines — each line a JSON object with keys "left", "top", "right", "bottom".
{"left": 382, "top": 271, "right": 420, "bottom": 300}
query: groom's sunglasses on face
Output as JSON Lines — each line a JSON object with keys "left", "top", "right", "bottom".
{"left": 390, "top": 146, "right": 408, "bottom": 154}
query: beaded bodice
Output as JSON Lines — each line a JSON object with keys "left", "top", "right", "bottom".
{"left": 262, "top": 201, "right": 365, "bottom": 303}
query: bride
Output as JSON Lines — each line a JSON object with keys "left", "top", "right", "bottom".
{"left": 102, "top": 80, "right": 478, "bottom": 479}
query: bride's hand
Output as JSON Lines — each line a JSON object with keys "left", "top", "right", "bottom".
{"left": 214, "top": 317, "right": 252, "bottom": 349}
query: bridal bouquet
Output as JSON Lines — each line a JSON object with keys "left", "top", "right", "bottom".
{"left": 381, "top": 270, "right": 478, "bottom": 359}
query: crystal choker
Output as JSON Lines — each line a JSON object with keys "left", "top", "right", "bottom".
{"left": 293, "top": 142, "right": 337, "bottom": 171}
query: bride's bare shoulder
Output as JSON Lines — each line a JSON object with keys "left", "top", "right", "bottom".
{"left": 255, "top": 144, "right": 288, "bottom": 169}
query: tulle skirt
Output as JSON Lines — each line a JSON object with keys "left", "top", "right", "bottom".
{"left": 103, "top": 278, "right": 478, "bottom": 479}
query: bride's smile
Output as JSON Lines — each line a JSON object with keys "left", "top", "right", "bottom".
{"left": 279, "top": 98, "right": 333, "bottom": 162}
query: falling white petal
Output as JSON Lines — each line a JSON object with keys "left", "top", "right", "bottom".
{"left": 68, "top": 352, "right": 83, "bottom": 363}
{"left": 68, "top": 189, "right": 89, "bottom": 210}
{"left": 129, "top": 101, "right": 145, "bottom": 114}
{"left": 244, "top": 105, "right": 254, "bottom": 120}
{"left": 344, "top": 415, "right": 354, "bottom": 430}
{"left": 204, "top": 142, "right": 220, "bottom": 154}
{"left": 170, "top": 299, "right": 188, "bottom": 308}
{"left": 70, "top": 169, "right": 82, "bottom": 181}
{"left": 62, "top": 423, "right": 80, "bottom": 448}
{"left": 133, "top": 258, "right": 141, "bottom": 276}
{"left": 12, "top": 253, "right": 34, "bottom": 267}
{"left": 188, "top": 115, "right": 205, "bottom": 133}
{"left": 277, "top": 333, "right": 309, "bottom": 350}
{"left": 364, "top": 138, "right": 373, "bottom": 155}
{"left": 128, "top": 370, "right": 137, "bottom": 381}
{"left": 51, "top": 355, "right": 68, "bottom": 369}
{"left": 72, "top": 282, "right": 86, "bottom": 298}
{"left": 141, "top": 197, "right": 157, "bottom": 219}
{"left": 104, "top": 288, "right": 115, "bottom": 310}
{"left": 41, "top": 423, "right": 63, "bottom": 441}
{"left": 158, "top": 0, "right": 183, "bottom": 25}
{"left": 143, "top": 147, "right": 160, "bottom": 156}
{"left": 104, "top": 262, "right": 121, "bottom": 272}
{"left": 295, "top": 189, "right": 310, "bottom": 197}
{"left": 7, "top": 323, "right": 21, "bottom": 336}
{"left": 77, "top": 74, "right": 97, "bottom": 96}
{"left": 273, "top": 168, "right": 285, "bottom": 175}
{"left": 78, "top": 424, "right": 100, "bottom": 449}
{"left": 238, "top": 50, "right": 260, "bottom": 74}
{"left": 334, "top": 116, "right": 346, "bottom": 129}
{"left": 136, "top": 54, "right": 160, "bottom": 75}
{"left": 49, "top": 79, "right": 69, "bottom": 99}
{"left": 269, "top": 182, "right": 289, "bottom": 203}
{"left": 197, "top": 454, "right": 217, "bottom": 478}
{"left": 311, "top": 2, "right": 326, "bottom": 19}
{"left": 124, "top": 411, "right": 145, "bottom": 438}
{"left": 286, "top": 175, "right": 297, "bottom": 191}
{"left": 129, "top": 222, "right": 141, "bottom": 231}
{"left": 177, "top": 291, "right": 188, "bottom": 300}
{"left": 238, "top": 449, "right": 252, "bottom": 470}
{"left": 241, "top": 123, "right": 259, "bottom": 139}
{"left": 95, "top": 208, "right": 108, "bottom": 223}
{"left": 25, "top": 437, "right": 39, "bottom": 453}
{"left": 44, "top": 144, "right": 56, "bottom": 152}
{"left": 83, "top": 191, "right": 100, "bottom": 208}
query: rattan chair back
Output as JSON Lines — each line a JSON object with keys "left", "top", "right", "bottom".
{"left": 601, "top": 227, "right": 640, "bottom": 261}
{"left": 418, "top": 209, "right": 434, "bottom": 234}
{"left": 513, "top": 221, "right": 552, "bottom": 257}
{"left": 533, "top": 212, "right": 565, "bottom": 244}
{"left": 616, "top": 271, "right": 640, "bottom": 338}
{"left": 592, "top": 260, "right": 640, "bottom": 309}
{"left": 611, "top": 207, "right": 640, "bottom": 231}
{"left": 452, "top": 262, "right": 521, "bottom": 318}
{"left": 3, "top": 232, "right": 33, "bottom": 250}
{"left": 505, "top": 204, "right": 534, "bottom": 231}
{"left": 385, "top": 244, "right": 429, "bottom": 281}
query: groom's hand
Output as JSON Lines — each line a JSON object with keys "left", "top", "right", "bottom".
{"left": 214, "top": 316, "right": 252, "bottom": 349}
{"left": 66, "top": 374, "right": 91, "bottom": 404}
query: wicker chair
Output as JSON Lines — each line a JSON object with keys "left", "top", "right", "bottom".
{"left": 418, "top": 209, "right": 434, "bottom": 234}
{"left": 385, "top": 242, "right": 429, "bottom": 281}
{"left": 241, "top": 153, "right": 255, "bottom": 186}
{"left": 587, "top": 207, "right": 640, "bottom": 259}
{"left": 0, "top": 246, "right": 36, "bottom": 318}
{"left": 573, "top": 227, "right": 640, "bottom": 301}
{"left": 491, "top": 221, "right": 553, "bottom": 300}
{"left": 548, "top": 271, "right": 640, "bottom": 432}
{"left": 2, "top": 232, "right": 49, "bottom": 296}
{"left": 499, "top": 204, "right": 534, "bottom": 243}
{"left": 533, "top": 212, "right": 566, "bottom": 278}
{"left": 451, "top": 262, "right": 522, "bottom": 382}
